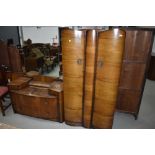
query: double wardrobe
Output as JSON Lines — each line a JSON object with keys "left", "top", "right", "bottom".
{"left": 61, "top": 28, "right": 154, "bottom": 129}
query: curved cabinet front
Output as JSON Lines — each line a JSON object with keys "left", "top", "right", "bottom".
{"left": 61, "top": 29, "right": 85, "bottom": 125}
{"left": 83, "top": 30, "right": 97, "bottom": 128}
{"left": 92, "top": 29, "right": 125, "bottom": 128}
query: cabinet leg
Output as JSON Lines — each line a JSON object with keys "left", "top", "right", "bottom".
{"left": 134, "top": 114, "right": 138, "bottom": 120}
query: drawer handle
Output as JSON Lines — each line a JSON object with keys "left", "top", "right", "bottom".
{"left": 97, "top": 60, "right": 103, "bottom": 68}
{"left": 77, "top": 59, "right": 82, "bottom": 65}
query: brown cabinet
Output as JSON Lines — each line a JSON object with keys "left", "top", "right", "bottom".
{"left": 11, "top": 87, "right": 59, "bottom": 121}
{"left": 92, "top": 30, "right": 125, "bottom": 128}
{"left": 9, "top": 77, "right": 64, "bottom": 122}
{"left": 0, "top": 41, "right": 22, "bottom": 72}
{"left": 116, "top": 29, "right": 154, "bottom": 119}
{"left": 0, "top": 41, "right": 10, "bottom": 67}
{"left": 61, "top": 29, "right": 85, "bottom": 126}
{"left": 61, "top": 29, "right": 125, "bottom": 128}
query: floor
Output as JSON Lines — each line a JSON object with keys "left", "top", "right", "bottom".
{"left": 0, "top": 79, "right": 155, "bottom": 129}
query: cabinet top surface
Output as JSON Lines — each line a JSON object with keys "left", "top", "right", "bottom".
{"left": 11, "top": 86, "right": 56, "bottom": 98}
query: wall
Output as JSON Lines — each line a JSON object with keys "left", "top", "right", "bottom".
{"left": 21, "top": 26, "right": 59, "bottom": 45}
{"left": 0, "top": 26, "right": 20, "bottom": 45}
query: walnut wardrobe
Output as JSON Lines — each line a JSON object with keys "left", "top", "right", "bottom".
{"left": 61, "top": 28, "right": 125, "bottom": 128}
{"left": 116, "top": 28, "right": 154, "bottom": 119}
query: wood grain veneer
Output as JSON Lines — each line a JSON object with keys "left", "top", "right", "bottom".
{"left": 116, "top": 29, "right": 154, "bottom": 119}
{"left": 83, "top": 30, "right": 97, "bottom": 128}
{"left": 92, "top": 29, "right": 125, "bottom": 128}
{"left": 61, "top": 29, "right": 85, "bottom": 125}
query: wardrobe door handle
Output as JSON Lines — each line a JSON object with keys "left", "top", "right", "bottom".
{"left": 97, "top": 60, "right": 103, "bottom": 68}
{"left": 77, "top": 59, "right": 82, "bottom": 65}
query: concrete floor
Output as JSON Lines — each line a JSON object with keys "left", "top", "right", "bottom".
{"left": 0, "top": 79, "right": 155, "bottom": 129}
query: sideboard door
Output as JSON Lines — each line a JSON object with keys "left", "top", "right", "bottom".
{"left": 61, "top": 29, "right": 85, "bottom": 125}
{"left": 92, "top": 29, "right": 125, "bottom": 128}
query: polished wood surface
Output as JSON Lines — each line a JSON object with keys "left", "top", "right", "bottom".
{"left": 61, "top": 29, "right": 85, "bottom": 125}
{"left": 117, "top": 89, "right": 141, "bottom": 114}
{"left": 0, "top": 41, "right": 10, "bottom": 67}
{"left": 11, "top": 87, "right": 58, "bottom": 121}
{"left": 8, "top": 46, "right": 22, "bottom": 72}
{"left": 10, "top": 77, "right": 64, "bottom": 122}
{"left": 49, "top": 81, "right": 64, "bottom": 122}
{"left": 123, "top": 30, "right": 153, "bottom": 62}
{"left": 32, "top": 75, "right": 57, "bottom": 82}
{"left": 8, "top": 77, "right": 32, "bottom": 90}
{"left": 0, "top": 42, "right": 22, "bottom": 72}
{"left": 119, "top": 62, "right": 146, "bottom": 90}
{"left": 92, "top": 29, "right": 125, "bottom": 128}
{"left": 117, "top": 29, "right": 154, "bottom": 119}
{"left": 83, "top": 30, "right": 97, "bottom": 128}
{"left": 29, "top": 81, "right": 52, "bottom": 88}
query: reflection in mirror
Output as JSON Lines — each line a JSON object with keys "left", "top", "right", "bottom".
{"left": 19, "top": 26, "right": 61, "bottom": 79}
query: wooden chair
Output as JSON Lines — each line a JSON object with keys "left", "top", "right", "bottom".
{"left": 0, "top": 86, "right": 11, "bottom": 116}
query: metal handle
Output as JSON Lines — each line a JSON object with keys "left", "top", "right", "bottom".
{"left": 77, "top": 59, "right": 82, "bottom": 65}
{"left": 97, "top": 60, "right": 103, "bottom": 68}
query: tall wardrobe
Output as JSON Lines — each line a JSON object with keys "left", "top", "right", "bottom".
{"left": 61, "top": 28, "right": 125, "bottom": 128}
{"left": 61, "top": 29, "right": 85, "bottom": 126}
{"left": 0, "top": 41, "right": 22, "bottom": 72}
{"left": 61, "top": 27, "right": 154, "bottom": 128}
{"left": 116, "top": 28, "right": 154, "bottom": 119}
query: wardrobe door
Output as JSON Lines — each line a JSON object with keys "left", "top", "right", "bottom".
{"left": 61, "top": 29, "right": 85, "bottom": 125}
{"left": 83, "top": 30, "right": 97, "bottom": 128}
{"left": 117, "top": 29, "right": 154, "bottom": 119}
{"left": 119, "top": 62, "right": 146, "bottom": 90}
{"left": 123, "top": 30, "right": 153, "bottom": 62}
{"left": 92, "top": 29, "right": 125, "bottom": 128}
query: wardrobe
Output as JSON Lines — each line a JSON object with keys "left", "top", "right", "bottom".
{"left": 116, "top": 28, "right": 154, "bottom": 119}
{"left": 61, "top": 29, "right": 85, "bottom": 126}
{"left": 61, "top": 28, "right": 125, "bottom": 128}
{"left": 0, "top": 41, "right": 22, "bottom": 72}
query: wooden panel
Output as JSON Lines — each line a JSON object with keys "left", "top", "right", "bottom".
{"left": 117, "top": 89, "right": 141, "bottom": 114}
{"left": 64, "top": 108, "right": 82, "bottom": 125}
{"left": 83, "top": 30, "right": 97, "bottom": 128}
{"left": 95, "top": 80, "right": 118, "bottom": 101}
{"left": 61, "top": 29, "right": 85, "bottom": 125}
{"left": 116, "top": 29, "right": 154, "bottom": 118}
{"left": 63, "top": 59, "right": 84, "bottom": 77}
{"left": 39, "top": 98, "right": 58, "bottom": 120}
{"left": 63, "top": 77, "right": 83, "bottom": 96}
{"left": 32, "top": 75, "right": 57, "bottom": 83}
{"left": 119, "top": 62, "right": 146, "bottom": 90}
{"left": 0, "top": 41, "right": 10, "bottom": 67}
{"left": 8, "top": 46, "right": 22, "bottom": 72}
{"left": 92, "top": 113, "right": 113, "bottom": 129}
{"left": 11, "top": 90, "right": 58, "bottom": 120}
{"left": 64, "top": 93, "right": 82, "bottom": 109}
{"left": 96, "top": 63, "right": 122, "bottom": 82}
{"left": 92, "top": 29, "right": 125, "bottom": 128}
{"left": 123, "top": 30, "right": 153, "bottom": 62}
